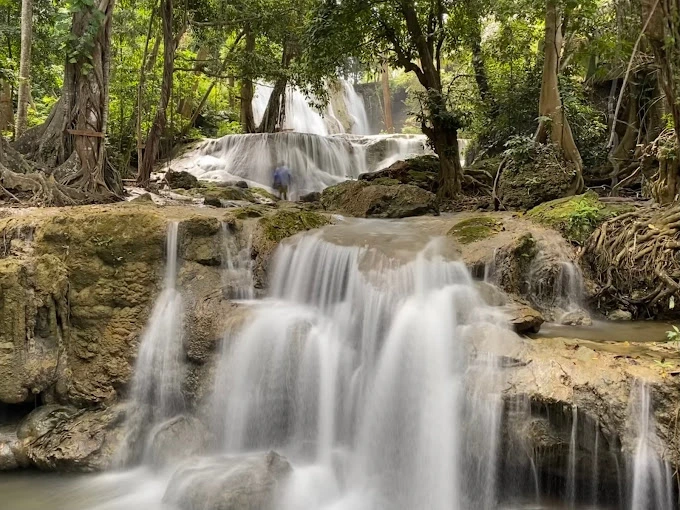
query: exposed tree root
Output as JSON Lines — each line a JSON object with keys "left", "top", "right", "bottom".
{"left": 584, "top": 205, "right": 680, "bottom": 317}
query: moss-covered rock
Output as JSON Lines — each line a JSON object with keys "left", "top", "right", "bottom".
{"left": 166, "top": 171, "right": 199, "bottom": 190}
{"left": 497, "top": 144, "right": 580, "bottom": 210}
{"left": 321, "top": 180, "right": 438, "bottom": 218}
{"left": 448, "top": 216, "right": 503, "bottom": 244}
{"left": 527, "top": 191, "right": 634, "bottom": 244}
{"left": 251, "top": 209, "right": 331, "bottom": 289}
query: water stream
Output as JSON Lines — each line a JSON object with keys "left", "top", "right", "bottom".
{"left": 0, "top": 219, "right": 677, "bottom": 509}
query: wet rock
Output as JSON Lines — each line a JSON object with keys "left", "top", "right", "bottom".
{"left": 166, "top": 170, "right": 199, "bottom": 190}
{"left": 0, "top": 439, "right": 19, "bottom": 470}
{"left": 17, "top": 404, "right": 77, "bottom": 440}
{"left": 146, "top": 415, "right": 211, "bottom": 467}
{"left": 179, "top": 217, "right": 222, "bottom": 266}
{"left": 18, "top": 405, "right": 124, "bottom": 471}
{"left": 321, "top": 180, "right": 438, "bottom": 218}
{"left": 131, "top": 192, "right": 154, "bottom": 203}
{"left": 475, "top": 281, "right": 508, "bottom": 307}
{"left": 251, "top": 209, "right": 331, "bottom": 289}
{"left": 359, "top": 155, "right": 439, "bottom": 192}
{"left": 504, "top": 302, "right": 544, "bottom": 334}
{"left": 299, "top": 191, "right": 321, "bottom": 203}
{"left": 559, "top": 309, "right": 592, "bottom": 326}
{"left": 163, "top": 451, "right": 292, "bottom": 510}
{"left": 608, "top": 309, "right": 632, "bottom": 321}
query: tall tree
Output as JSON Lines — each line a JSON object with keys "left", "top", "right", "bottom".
{"left": 381, "top": 61, "right": 394, "bottom": 133}
{"left": 137, "top": 0, "right": 174, "bottom": 187}
{"left": 15, "top": 0, "right": 32, "bottom": 138}
{"left": 643, "top": 0, "right": 680, "bottom": 202}
{"left": 534, "top": 0, "right": 584, "bottom": 192}
{"left": 307, "top": 0, "right": 465, "bottom": 197}
{"left": 14, "top": 0, "right": 121, "bottom": 198}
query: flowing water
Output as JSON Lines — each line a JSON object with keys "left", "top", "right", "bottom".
{"left": 118, "top": 222, "right": 185, "bottom": 464}
{"left": 0, "top": 219, "right": 677, "bottom": 509}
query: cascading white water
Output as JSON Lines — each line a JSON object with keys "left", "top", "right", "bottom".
{"left": 341, "top": 80, "right": 371, "bottom": 135}
{"left": 629, "top": 382, "right": 674, "bottom": 510}
{"left": 165, "top": 132, "right": 428, "bottom": 198}
{"left": 120, "top": 222, "right": 184, "bottom": 463}
{"left": 221, "top": 223, "right": 255, "bottom": 300}
{"left": 210, "top": 224, "right": 510, "bottom": 510}
{"left": 566, "top": 406, "right": 578, "bottom": 508}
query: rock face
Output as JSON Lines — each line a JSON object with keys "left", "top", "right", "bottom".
{"left": 504, "top": 302, "right": 544, "bottom": 334}
{"left": 321, "top": 180, "right": 438, "bottom": 218}
{"left": 0, "top": 203, "right": 331, "bottom": 472}
{"left": 163, "top": 451, "right": 292, "bottom": 510}
{"left": 0, "top": 255, "right": 68, "bottom": 403}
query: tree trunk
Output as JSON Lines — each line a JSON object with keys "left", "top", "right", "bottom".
{"left": 15, "top": 0, "right": 32, "bottom": 138}
{"left": 137, "top": 0, "right": 174, "bottom": 187}
{"left": 381, "top": 61, "right": 394, "bottom": 133}
{"left": 0, "top": 79, "right": 14, "bottom": 132}
{"left": 240, "top": 27, "right": 256, "bottom": 133}
{"left": 432, "top": 121, "right": 462, "bottom": 197}
{"left": 470, "top": 25, "right": 496, "bottom": 116}
{"left": 535, "top": 0, "right": 584, "bottom": 191}
{"left": 136, "top": 6, "right": 158, "bottom": 177}
{"left": 178, "top": 47, "right": 208, "bottom": 117}
{"left": 643, "top": 0, "right": 680, "bottom": 202}
{"left": 257, "top": 44, "right": 293, "bottom": 133}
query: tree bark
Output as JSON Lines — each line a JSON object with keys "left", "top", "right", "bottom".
{"left": 470, "top": 24, "right": 496, "bottom": 116}
{"left": 257, "top": 44, "right": 293, "bottom": 133}
{"left": 535, "top": 0, "right": 584, "bottom": 192}
{"left": 381, "top": 61, "right": 394, "bottom": 133}
{"left": 240, "top": 27, "right": 256, "bottom": 134}
{"left": 15, "top": 0, "right": 32, "bottom": 138}
{"left": 137, "top": 0, "right": 174, "bottom": 187}
{"left": 0, "top": 79, "right": 13, "bottom": 132}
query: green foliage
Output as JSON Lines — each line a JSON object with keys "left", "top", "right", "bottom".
{"left": 666, "top": 325, "right": 680, "bottom": 343}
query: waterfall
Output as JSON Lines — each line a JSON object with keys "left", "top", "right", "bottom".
{"left": 341, "top": 80, "right": 370, "bottom": 135}
{"left": 566, "top": 406, "right": 578, "bottom": 508}
{"left": 629, "top": 382, "right": 674, "bottom": 510}
{"left": 221, "top": 223, "right": 255, "bottom": 300}
{"left": 166, "top": 132, "right": 429, "bottom": 199}
{"left": 210, "top": 228, "right": 510, "bottom": 509}
{"left": 119, "top": 222, "right": 184, "bottom": 463}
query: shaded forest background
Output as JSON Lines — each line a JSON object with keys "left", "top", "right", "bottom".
{"left": 0, "top": 0, "right": 678, "bottom": 204}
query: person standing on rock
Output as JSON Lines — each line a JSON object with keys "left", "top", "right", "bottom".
{"left": 273, "top": 162, "right": 292, "bottom": 200}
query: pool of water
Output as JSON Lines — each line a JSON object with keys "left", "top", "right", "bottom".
{"left": 536, "top": 319, "right": 678, "bottom": 343}
{"left": 0, "top": 471, "right": 616, "bottom": 510}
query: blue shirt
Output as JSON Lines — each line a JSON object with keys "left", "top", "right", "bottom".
{"left": 274, "top": 166, "right": 291, "bottom": 187}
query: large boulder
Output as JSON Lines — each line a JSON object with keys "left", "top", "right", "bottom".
{"left": 166, "top": 170, "right": 199, "bottom": 190}
{"left": 144, "top": 415, "right": 211, "bottom": 467}
{"left": 497, "top": 142, "right": 580, "bottom": 210}
{"left": 16, "top": 405, "right": 124, "bottom": 471}
{"left": 321, "top": 180, "right": 438, "bottom": 218}
{"left": 163, "top": 451, "right": 292, "bottom": 510}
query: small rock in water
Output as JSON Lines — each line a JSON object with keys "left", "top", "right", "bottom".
{"left": 163, "top": 451, "right": 292, "bottom": 510}
{"left": 475, "top": 281, "right": 507, "bottom": 307}
{"left": 559, "top": 310, "right": 592, "bottom": 326}
{"left": 504, "top": 302, "right": 544, "bottom": 334}
{"left": 609, "top": 309, "right": 633, "bottom": 321}
{"left": 299, "top": 191, "right": 321, "bottom": 203}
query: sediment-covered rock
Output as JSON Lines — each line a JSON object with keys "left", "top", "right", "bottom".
{"left": 321, "top": 180, "right": 438, "bottom": 218}
{"left": 18, "top": 404, "right": 125, "bottom": 471}
{"left": 163, "top": 451, "right": 292, "bottom": 510}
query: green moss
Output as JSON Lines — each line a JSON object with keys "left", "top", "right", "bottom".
{"left": 250, "top": 187, "right": 278, "bottom": 202}
{"left": 259, "top": 210, "right": 331, "bottom": 243}
{"left": 372, "top": 177, "right": 401, "bottom": 186}
{"left": 527, "top": 191, "right": 634, "bottom": 244}
{"left": 448, "top": 216, "right": 503, "bottom": 244}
